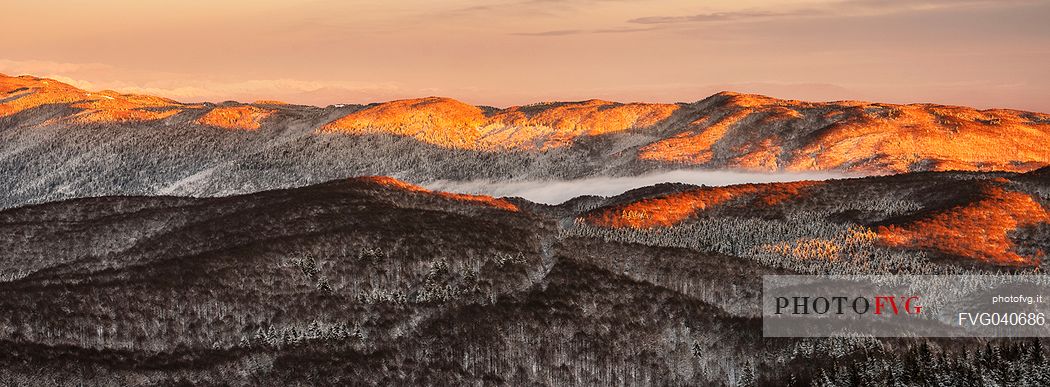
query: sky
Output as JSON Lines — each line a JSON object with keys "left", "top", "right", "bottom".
{"left": 1, "top": 0, "right": 1048, "bottom": 111}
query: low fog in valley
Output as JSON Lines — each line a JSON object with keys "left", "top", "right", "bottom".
{"left": 425, "top": 169, "right": 858, "bottom": 204}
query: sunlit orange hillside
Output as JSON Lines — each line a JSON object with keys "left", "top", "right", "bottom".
{"left": 878, "top": 184, "right": 1050, "bottom": 265}
{"left": 584, "top": 181, "right": 822, "bottom": 228}
{"left": 196, "top": 105, "right": 275, "bottom": 130}
{"left": 320, "top": 97, "right": 488, "bottom": 148}
{"left": 0, "top": 74, "right": 185, "bottom": 123}
{"left": 579, "top": 172, "right": 1050, "bottom": 266}
{"left": 483, "top": 100, "right": 680, "bottom": 149}
{"left": 638, "top": 92, "right": 1050, "bottom": 173}
{"left": 354, "top": 176, "right": 519, "bottom": 212}
{"left": 1, "top": 74, "right": 92, "bottom": 117}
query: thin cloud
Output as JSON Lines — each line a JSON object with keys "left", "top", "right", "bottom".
{"left": 841, "top": 0, "right": 1035, "bottom": 8}
{"left": 593, "top": 26, "right": 659, "bottom": 34}
{"left": 426, "top": 170, "right": 855, "bottom": 205}
{"left": 626, "top": 0, "right": 1035, "bottom": 26}
{"left": 512, "top": 29, "right": 585, "bottom": 36}
{"left": 443, "top": 0, "right": 573, "bottom": 17}
{"left": 0, "top": 59, "right": 113, "bottom": 77}
{"left": 628, "top": 11, "right": 801, "bottom": 25}
{"left": 513, "top": 26, "right": 656, "bottom": 36}
{"left": 2, "top": 60, "right": 406, "bottom": 105}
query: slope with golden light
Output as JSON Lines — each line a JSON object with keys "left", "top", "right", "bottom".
{"left": 1, "top": 74, "right": 91, "bottom": 117}
{"left": 1, "top": 74, "right": 186, "bottom": 123}
{"left": 877, "top": 184, "right": 1050, "bottom": 265}
{"left": 580, "top": 175, "right": 1049, "bottom": 265}
{"left": 355, "top": 176, "right": 519, "bottom": 212}
{"left": 638, "top": 92, "right": 1050, "bottom": 173}
{"left": 72, "top": 90, "right": 183, "bottom": 123}
{"left": 320, "top": 97, "right": 681, "bottom": 150}
{"left": 195, "top": 105, "right": 275, "bottom": 130}
{"left": 482, "top": 100, "right": 680, "bottom": 149}
{"left": 319, "top": 97, "right": 488, "bottom": 148}
{"left": 785, "top": 105, "right": 1050, "bottom": 173}
{"left": 583, "top": 181, "right": 822, "bottom": 228}
{"left": 636, "top": 107, "right": 756, "bottom": 165}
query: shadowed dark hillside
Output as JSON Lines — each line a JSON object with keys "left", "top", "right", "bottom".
{"left": 0, "top": 176, "right": 785, "bottom": 385}
{"left": 2, "top": 172, "right": 1050, "bottom": 385}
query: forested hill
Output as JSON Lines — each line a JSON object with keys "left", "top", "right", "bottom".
{"left": 3, "top": 73, "right": 1050, "bottom": 209}
{"left": 1, "top": 171, "right": 1048, "bottom": 384}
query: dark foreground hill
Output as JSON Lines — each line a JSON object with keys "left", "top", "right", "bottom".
{"left": 4, "top": 73, "right": 1050, "bottom": 210}
{"left": 1, "top": 171, "right": 1050, "bottom": 385}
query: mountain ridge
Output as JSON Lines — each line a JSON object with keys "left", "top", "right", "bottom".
{"left": 8, "top": 72, "right": 1045, "bottom": 114}
{"left": 4, "top": 72, "right": 1050, "bottom": 209}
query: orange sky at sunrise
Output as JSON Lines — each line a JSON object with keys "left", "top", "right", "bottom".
{"left": 1, "top": 0, "right": 1048, "bottom": 111}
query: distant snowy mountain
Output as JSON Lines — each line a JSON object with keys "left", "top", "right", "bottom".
{"left": 3, "top": 73, "right": 1049, "bottom": 208}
